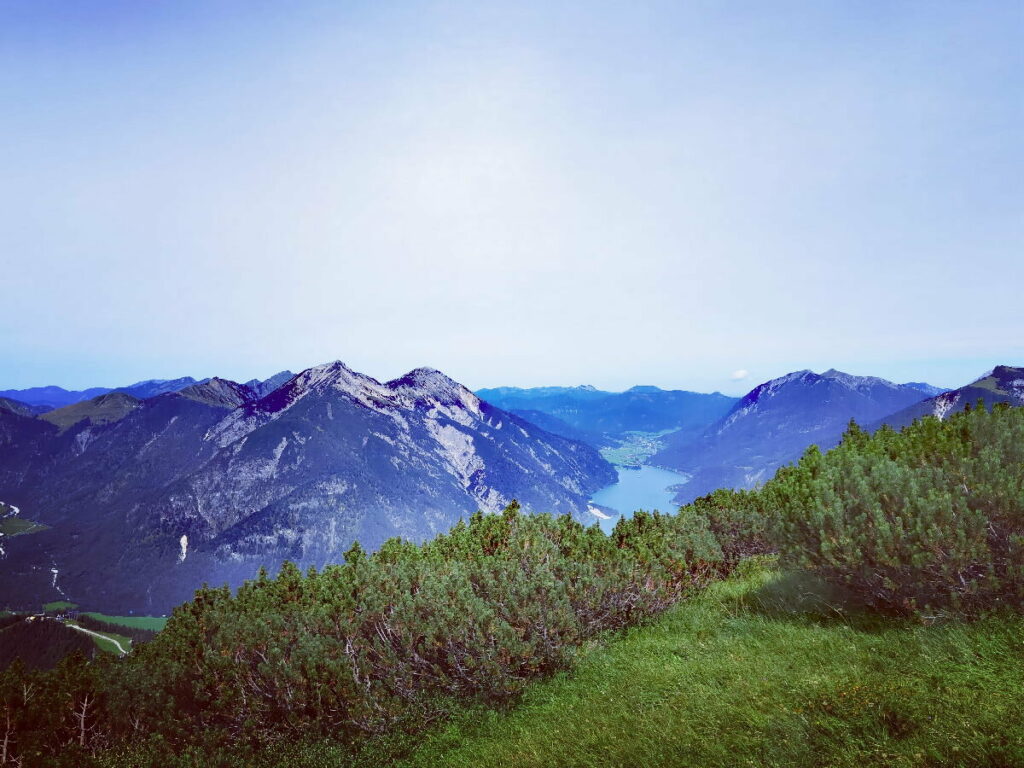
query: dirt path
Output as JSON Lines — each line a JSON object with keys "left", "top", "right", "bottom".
{"left": 66, "top": 622, "right": 128, "bottom": 655}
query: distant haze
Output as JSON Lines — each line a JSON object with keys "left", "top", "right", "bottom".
{"left": 1, "top": 1, "right": 1021, "bottom": 395}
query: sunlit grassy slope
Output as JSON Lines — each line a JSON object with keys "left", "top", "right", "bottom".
{"left": 380, "top": 558, "right": 1024, "bottom": 768}
{"left": 82, "top": 613, "right": 168, "bottom": 631}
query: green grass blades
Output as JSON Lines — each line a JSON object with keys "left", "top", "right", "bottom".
{"left": 391, "top": 559, "right": 1024, "bottom": 768}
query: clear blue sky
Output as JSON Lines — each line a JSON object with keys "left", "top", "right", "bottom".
{"left": 1, "top": 1, "right": 1021, "bottom": 395}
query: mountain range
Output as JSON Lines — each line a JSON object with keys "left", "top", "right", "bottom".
{"left": 875, "top": 366, "right": 1023, "bottom": 430}
{"left": 651, "top": 369, "right": 943, "bottom": 504}
{"left": 2, "top": 360, "right": 1015, "bottom": 614}
{"left": 0, "top": 377, "right": 200, "bottom": 411}
{"left": 475, "top": 385, "right": 738, "bottom": 447}
{"left": 0, "top": 363, "right": 613, "bottom": 612}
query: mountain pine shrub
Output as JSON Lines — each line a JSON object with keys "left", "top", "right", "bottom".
{"left": 0, "top": 504, "right": 725, "bottom": 764}
{"left": 687, "top": 488, "right": 772, "bottom": 567}
{"left": 767, "top": 405, "right": 1024, "bottom": 615}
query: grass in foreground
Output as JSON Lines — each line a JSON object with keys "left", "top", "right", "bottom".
{"left": 368, "top": 558, "right": 1024, "bottom": 768}
{"left": 98, "top": 559, "right": 1024, "bottom": 768}
{"left": 82, "top": 612, "right": 168, "bottom": 631}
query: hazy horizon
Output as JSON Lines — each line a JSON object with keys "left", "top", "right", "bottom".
{"left": 1, "top": 356, "right": 1014, "bottom": 399}
{"left": 3, "top": 1, "right": 1021, "bottom": 396}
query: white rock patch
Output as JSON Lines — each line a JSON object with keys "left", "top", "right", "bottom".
{"left": 933, "top": 392, "right": 960, "bottom": 421}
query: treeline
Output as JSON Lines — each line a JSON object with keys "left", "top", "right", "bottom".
{"left": 74, "top": 616, "right": 157, "bottom": 647}
{"left": 0, "top": 618, "right": 96, "bottom": 672}
{"left": 0, "top": 403, "right": 1020, "bottom": 766}
{"left": 695, "top": 401, "right": 1024, "bottom": 615}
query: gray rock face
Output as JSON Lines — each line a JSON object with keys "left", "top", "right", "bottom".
{"left": 0, "top": 361, "right": 614, "bottom": 612}
{"left": 243, "top": 371, "right": 294, "bottom": 399}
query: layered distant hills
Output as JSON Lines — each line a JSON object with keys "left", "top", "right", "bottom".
{"left": 0, "top": 363, "right": 613, "bottom": 612}
{"left": 475, "top": 385, "right": 738, "bottom": 447}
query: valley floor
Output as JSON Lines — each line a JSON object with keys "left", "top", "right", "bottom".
{"left": 368, "top": 558, "right": 1023, "bottom": 768}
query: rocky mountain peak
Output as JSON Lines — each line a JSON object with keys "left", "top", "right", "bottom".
{"left": 243, "top": 370, "right": 294, "bottom": 399}
{"left": 179, "top": 378, "right": 253, "bottom": 409}
{"left": 387, "top": 367, "right": 482, "bottom": 414}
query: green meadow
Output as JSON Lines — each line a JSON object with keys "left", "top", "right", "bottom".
{"left": 82, "top": 613, "right": 168, "bottom": 631}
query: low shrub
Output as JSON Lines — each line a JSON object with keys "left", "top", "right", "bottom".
{"left": 0, "top": 503, "right": 725, "bottom": 764}
{"left": 767, "top": 406, "right": 1024, "bottom": 615}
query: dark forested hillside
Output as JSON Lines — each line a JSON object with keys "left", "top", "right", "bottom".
{"left": 0, "top": 618, "right": 96, "bottom": 671}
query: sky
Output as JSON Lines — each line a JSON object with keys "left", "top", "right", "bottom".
{"left": 1, "top": 1, "right": 1021, "bottom": 396}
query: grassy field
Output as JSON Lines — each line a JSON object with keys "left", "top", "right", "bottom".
{"left": 82, "top": 613, "right": 168, "bottom": 631}
{"left": 0, "top": 516, "right": 48, "bottom": 536}
{"left": 42, "top": 600, "right": 78, "bottom": 612}
{"left": 599, "top": 430, "right": 675, "bottom": 466}
{"left": 356, "top": 558, "right": 1024, "bottom": 768}
{"left": 72, "top": 624, "right": 133, "bottom": 654}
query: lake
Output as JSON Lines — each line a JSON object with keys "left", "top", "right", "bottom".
{"left": 589, "top": 465, "right": 690, "bottom": 534}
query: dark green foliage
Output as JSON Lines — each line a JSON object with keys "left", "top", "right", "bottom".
{"left": 687, "top": 488, "right": 772, "bottom": 567}
{"left": 0, "top": 504, "right": 724, "bottom": 765}
{"left": 0, "top": 652, "right": 113, "bottom": 766}
{"left": 767, "top": 405, "right": 1024, "bottom": 614}
{"left": 0, "top": 618, "right": 96, "bottom": 671}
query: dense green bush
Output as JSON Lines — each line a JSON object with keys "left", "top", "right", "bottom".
{"left": 767, "top": 406, "right": 1024, "bottom": 615}
{"left": 687, "top": 488, "right": 772, "bottom": 567}
{"left": 0, "top": 503, "right": 724, "bottom": 765}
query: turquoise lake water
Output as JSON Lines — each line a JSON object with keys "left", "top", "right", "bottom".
{"left": 590, "top": 465, "right": 690, "bottom": 534}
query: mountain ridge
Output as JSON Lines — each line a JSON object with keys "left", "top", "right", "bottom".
{"left": 0, "top": 360, "right": 615, "bottom": 612}
{"left": 653, "top": 368, "right": 932, "bottom": 503}
{"left": 877, "top": 365, "right": 1024, "bottom": 430}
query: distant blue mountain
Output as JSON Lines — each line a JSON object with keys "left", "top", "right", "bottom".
{"left": 0, "top": 385, "right": 113, "bottom": 410}
{"left": 879, "top": 366, "right": 1024, "bottom": 430}
{"left": 0, "top": 377, "right": 202, "bottom": 409}
{"left": 476, "top": 385, "right": 737, "bottom": 447}
{"left": 653, "top": 369, "right": 932, "bottom": 504}
{"left": 0, "top": 372, "right": 299, "bottom": 410}
{"left": 901, "top": 381, "right": 949, "bottom": 398}
{"left": 243, "top": 370, "right": 294, "bottom": 398}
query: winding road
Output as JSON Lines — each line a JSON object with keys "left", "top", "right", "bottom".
{"left": 66, "top": 622, "right": 128, "bottom": 655}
